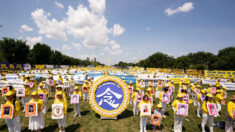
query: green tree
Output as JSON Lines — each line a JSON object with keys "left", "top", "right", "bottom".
{"left": 216, "top": 47, "right": 235, "bottom": 70}
{"left": 29, "top": 43, "right": 52, "bottom": 64}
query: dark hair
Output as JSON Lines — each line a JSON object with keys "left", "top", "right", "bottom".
{"left": 143, "top": 95, "right": 149, "bottom": 101}
{"left": 8, "top": 86, "right": 13, "bottom": 90}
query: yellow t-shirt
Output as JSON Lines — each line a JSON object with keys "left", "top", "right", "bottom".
{"left": 53, "top": 98, "right": 68, "bottom": 115}
{"left": 172, "top": 100, "right": 186, "bottom": 115}
{"left": 5, "top": 100, "right": 21, "bottom": 117}
{"left": 37, "top": 88, "right": 48, "bottom": 95}
{"left": 73, "top": 91, "right": 82, "bottom": 99}
{"left": 25, "top": 88, "right": 31, "bottom": 98}
{"left": 28, "top": 98, "right": 44, "bottom": 113}
{"left": 197, "top": 93, "right": 203, "bottom": 103}
{"left": 227, "top": 101, "right": 235, "bottom": 118}
{"left": 216, "top": 81, "right": 220, "bottom": 87}
{"left": 131, "top": 92, "right": 138, "bottom": 101}
{"left": 202, "top": 100, "right": 214, "bottom": 114}
{"left": 138, "top": 100, "right": 152, "bottom": 116}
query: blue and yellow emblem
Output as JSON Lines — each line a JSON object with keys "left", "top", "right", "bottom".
{"left": 89, "top": 76, "right": 129, "bottom": 118}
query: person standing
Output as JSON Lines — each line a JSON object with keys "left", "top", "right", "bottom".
{"left": 225, "top": 95, "right": 235, "bottom": 132}
{"left": 4, "top": 91, "right": 21, "bottom": 132}
{"left": 73, "top": 86, "right": 82, "bottom": 117}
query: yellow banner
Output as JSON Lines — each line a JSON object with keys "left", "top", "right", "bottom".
{"left": 204, "top": 70, "right": 235, "bottom": 79}
{"left": 36, "top": 65, "right": 45, "bottom": 69}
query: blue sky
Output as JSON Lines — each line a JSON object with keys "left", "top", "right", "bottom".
{"left": 0, "top": 0, "right": 235, "bottom": 65}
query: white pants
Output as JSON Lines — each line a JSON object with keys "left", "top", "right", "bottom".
{"left": 140, "top": 90, "right": 144, "bottom": 95}
{"left": 174, "top": 115, "right": 184, "bottom": 132}
{"left": 57, "top": 116, "right": 66, "bottom": 128}
{"left": 83, "top": 93, "right": 89, "bottom": 101}
{"left": 133, "top": 102, "right": 139, "bottom": 115}
{"left": 43, "top": 102, "right": 47, "bottom": 113}
{"left": 5, "top": 116, "right": 21, "bottom": 132}
{"left": 193, "top": 94, "right": 197, "bottom": 106}
{"left": 161, "top": 102, "right": 167, "bottom": 115}
{"left": 216, "top": 103, "right": 221, "bottom": 113}
{"left": 201, "top": 114, "right": 214, "bottom": 132}
{"left": 197, "top": 103, "right": 202, "bottom": 116}
{"left": 129, "top": 94, "right": 132, "bottom": 104}
{"left": 140, "top": 116, "right": 148, "bottom": 132}
{"left": 74, "top": 103, "right": 81, "bottom": 115}
{"left": 22, "top": 97, "right": 30, "bottom": 110}
{"left": 225, "top": 112, "right": 234, "bottom": 132}
{"left": 155, "top": 91, "right": 160, "bottom": 99}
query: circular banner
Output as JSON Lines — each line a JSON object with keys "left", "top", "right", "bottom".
{"left": 89, "top": 76, "right": 129, "bottom": 118}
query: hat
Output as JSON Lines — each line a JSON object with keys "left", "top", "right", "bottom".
{"left": 39, "top": 83, "right": 43, "bottom": 87}
{"left": 196, "top": 85, "right": 201, "bottom": 88}
{"left": 75, "top": 86, "right": 79, "bottom": 90}
{"left": 157, "top": 104, "right": 162, "bottom": 108}
{"left": 136, "top": 88, "right": 141, "bottom": 91}
{"left": 56, "top": 85, "right": 63, "bottom": 88}
{"left": 147, "top": 88, "right": 151, "bottom": 91}
{"left": 85, "top": 80, "right": 89, "bottom": 83}
{"left": 31, "top": 91, "right": 38, "bottom": 96}
{"left": 206, "top": 88, "right": 211, "bottom": 93}
{"left": 56, "top": 91, "right": 63, "bottom": 95}
{"left": 201, "top": 90, "right": 206, "bottom": 93}
{"left": 206, "top": 93, "right": 213, "bottom": 97}
{"left": 194, "top": 82, "right": 197, "bottom": 85}
{"left": 2, "top": 76, "right": 6, "bottom": 80}
{"left": 222, "top": 86, "right": 227, "bottom": 90}
{"left": 230, "top": 95, "right": 235, "bottom": 101}
{"left": 177, "top": 93, "right": 183, "bottom": 98}
{"left": 216, "top": 90, "right": 222, "bottom": 93}
{"left": 129, "top": 81, "right": 132, "bottom": 84}
{"left": 209, "top": 84, "right": 213, "bottom": 87}
{"left": 66, "top": 77, "right": 69, "bottom": 79}
{"left": 5, "top": 91, "right": 13, "bottom": 96}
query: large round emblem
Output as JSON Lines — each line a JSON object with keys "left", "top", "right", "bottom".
{"left": 89, "top": 76, "right": 129, "bottom": 117}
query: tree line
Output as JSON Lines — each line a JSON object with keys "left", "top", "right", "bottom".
{"left": 0, "top": 37, "right": 104, "bottom": 66}
{"left": 115, "top": 47, "right": 235, "bottom": 70}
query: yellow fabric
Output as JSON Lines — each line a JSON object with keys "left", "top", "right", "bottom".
{"left": 216, "top": 81, "right": 220, "bottom": 87}
{"left": 58, "top": 77, "right": 63, "bottom": 83}
{"left": 131, "top": 92, "right": 137, "bottom": 101}
{"left": 215, "top": 94, "right": 223, "bottom": 104}
{"left": 5, "top": 100, "right": 21, "bottom": 117}
{"left": 172, "top": 100, "right": 186, "bottom": 115}
{"left": 138, "top": 100, "right": 152, "bottom": 116}
{"left": 159, "top": 92, "right": 164, "bottom": 102}
{"left": 29, "top": 98, "right": 44, "bottom": 113}
{"left": 227, "top": 101, "right": 235, "bottom": 118}
{"left": 25, "top": 88, "right": 31, "bottom": 98}
{"left": 146, "top": 93, "right": 152, "bottom": 98}
{"left": 56, "top": 90, "right": 66, "bottom": 98}
{"left": 9, "top": 88, "right": 16, "bottom": 96}
{"left": 202, "top": 100, "right": 214, "bottom": 114}
{"left": 191, "top": 85, "right": 195, "bottom": 91}
{"left": 197, "top": 93, "right": 203, "bottom": 103}
{"left": 73, "top": 91, "right": 82, "bottom": 99}
{"left": 37, "top": 88, "right": 48, "bottom": 95}
{"left": 53, "top": 98, "right": 68, "bottom": 115}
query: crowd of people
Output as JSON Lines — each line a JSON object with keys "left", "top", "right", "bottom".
{"left": 0, "top": 71, "right": 234, "bottom": 132}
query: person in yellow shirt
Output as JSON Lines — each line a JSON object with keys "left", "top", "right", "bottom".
{"left": 225, "top": 95, "right": 235, "bottom": 132}
{"left": 1, "top": 76, "right": 8, "bottom": 81}
{"left": 54, "top": 91, "right": 68, "bottom": 132}
{"left": 82, "top": 80, "right": 90, "bottom": 102}
{"left": 70, "top": 77, "right": 76, "bottom": 95}
{"left": 215, "top": 90, "right": 224, "bottom": 116}
{"left": 201, "top": 93, "right": 215, "bottom": 132}
{"left": 56, "top": 85, "right": 66, "bottom": 99}
{"left": 57, "top": 75, "right": 63, "bottom": 85}
{"left": 158, "top": 87, "right": 169, "bottom": 118}
{"left": 155, "top": 80, "right": 162, "bottom": 99}
{"left": 73, "top": 86, "right": 82, "bottom": 117}
{"left": 4, "top": 91, "right": 21, "bottom": 132}
{"left": 138, "top": 95, "right": 152, "bottom": 132}
{"left": 37, "top": 83, "right": 48, "bottom": 113}
{"left": 22, "top": 84, "right": 31, "bottom": 112}
{"left": 172, "top": 93, "right": 186, "bottom": 132}
{"left": 131, "top": 88, "right": 142, "bottom": 116}
{"left": 28, "top": 91, "right": 45, "bottom": 132}
{"left": 63, "top": 77, "right": 71, "bottom": 96}
{"left": 48, "top": 76, "right": 56, "bottom": 95}
{"left": 197, "top": 90, "right": 206, "bottom": 117}
{"left": 139, "top": 80, "right": 145, "bottom": 95}
{"left": 221, "top": 86, "right": 227, "bottom": 99}
{"left": 215, "top": 79, "right": 220, "bottom": 88}
{"left": 193, "top": 85, "right": 201, "bottom": 106}
{"left": 128, "top": 81, "right": 134, "bottom": 104}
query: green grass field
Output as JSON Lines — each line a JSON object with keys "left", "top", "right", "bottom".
{"left": 0, "top": 83, "right": 234, "bottom": 132}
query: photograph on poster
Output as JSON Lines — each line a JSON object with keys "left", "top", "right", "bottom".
{"left": 128, "top": 87, "right": 133, "bottom": 94}
{"left": 183, "top": 95, "right": 189, "bottom": 103}
{"left": 83, "top": 87, "right": 88, "bottom": 93}
{"left": 211, "top": 87, "right": 216, "bottom": 94}
{"left": 52, "top": 104, "right": 64, "bottom": 119}
{"left": 1, "top": 87, "right": 8, "bottom": 97}
{"left": 1, "top": 104, "right": 14, "bottom": 119}
{"left": 135, "top": 94, "right": 143, "bottom": 103}
{"left": 38, "top": 93, "right": 46, "bottom": 102}
{"left": 176, "top": 103, "right": 188, "bottom": 116}
{"left": 151, "top": 114, "right": 162, "bottom": 126}
{"left": 16, "top": 88, "right": 25, "bottom": 97}
{"left": 207, "top": 103, "right": 218, "bottom": 116}
{"left": 162, "top": 93, "right": 170, "bottom": 103}
{"left": 25, "top": 103, "right": 38, "bottom": 117}
{"left": 70, "top": 94, "right": 79, "bottom": 104}
{"left": 140, "top": 103, "right": 151, "bottom": 116}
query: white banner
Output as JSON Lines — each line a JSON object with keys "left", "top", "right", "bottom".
{"left": 221, "top": 83, "right": 235, "bottom": 91}
{"left": 46, "top": 65, "right": 54, "bottom": 69}
{"left": 0, "top": 80, "right": 25, "bottom": 90}
{"left": 23, "top": 64, "right": 31, "bottom": 70}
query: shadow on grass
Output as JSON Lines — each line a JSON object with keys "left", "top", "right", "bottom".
{"left": 118, "top": 109, "right": 133, "bottom": 120}
{"left": 81, "top": 110, "right": 90, "bottom": 116}
{"left": 67, "top": 108, "right": 74, "bottom": 113}
{"left": 66, "top": 123, "right": 81, "bottom": 131}
{"left": 95, "top": 113, "right": 100, "bottom": 119}
{"left": 21, "top": 123, "right": 58, "bottom": 132}
{"left": 0, "top": 124, "right": 7, "bottom": 131}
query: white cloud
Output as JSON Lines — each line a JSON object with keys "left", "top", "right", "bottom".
{"left": 104, "top": 46, "right": 123, "bottom": 55}
{"left": 88, "top": 0, "right": 105, "bottom": 14}
{"left": 145, "top": 27, "right": 151, "bottom": 31}
{"left": 62, "top": 45, "right": 71, "bottom": 50}
{"left": 165, "top": 2, "right": 194, "bottom": 16}
{"left": 72, "top": 43, "right": 81, "bottom": 51}
{"left": 100, "top": 53, "right": 105, "bottom": 56}
{"left": 112, "top": 24, "right": 125, "bottom": 36}
{"left": 55, "top": 1, "right": 64, "bottom": 9}
{"left": 26, "top": 36, "right": 42, "bottom": 48}
{"left": 20, "top": 25, "right": 33, "bottom": 32}
{"left": 110, "top": 40, "right": 120, "bottom": 50}
{"left": 31, "top": 9, "right": 67, "bottom": 40}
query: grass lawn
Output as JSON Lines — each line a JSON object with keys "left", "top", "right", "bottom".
{"left": 0, "top": 82, "right": 234, "bottom": 132}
